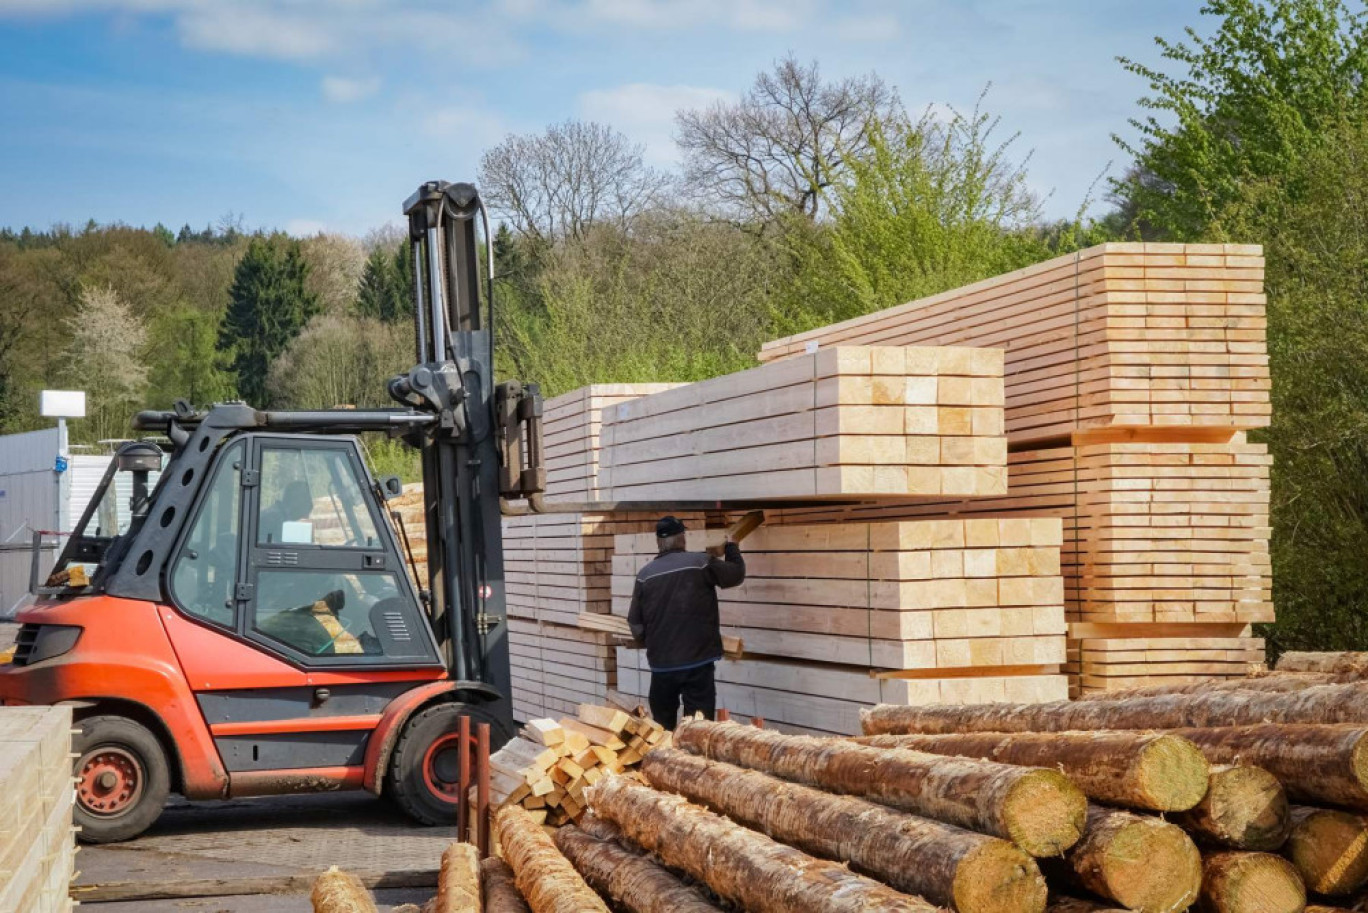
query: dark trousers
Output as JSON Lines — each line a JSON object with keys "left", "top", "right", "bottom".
{"left": 648, "top": 662, "right": 716, "bottom": 731}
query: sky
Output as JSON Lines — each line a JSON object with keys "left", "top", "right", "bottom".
{"left": 0, "top": 0, "right": 1202, "bottom": 237}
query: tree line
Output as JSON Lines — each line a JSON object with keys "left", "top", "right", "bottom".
{"left": 1, "top": 0, "right": 1364, "bottom": 651}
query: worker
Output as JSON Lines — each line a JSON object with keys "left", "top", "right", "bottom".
{"left": 627, "top": 516, "right": 746, "bottom": 730}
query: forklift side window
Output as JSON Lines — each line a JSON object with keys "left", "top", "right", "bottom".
{"left": 169, "top": 441, "right": 243, "bottom": 628}
{"left": 257, "top": 447, "right": 381, "bottom": 548}
{"left": 253, "top": 570, "right": 429, "bottom": 659}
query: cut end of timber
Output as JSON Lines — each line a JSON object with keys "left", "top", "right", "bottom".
{"left": 1186, "top": 766, "right": 1291, "bottom": 852}
{"left": 955, "top": 839, "right": 1048, "bottom": 913}
{"left": 1133, "top": 735, "right": 1211, "bottom": 812}
{"left": 1352, "top": 733, "right": 1368, "bottom": 795}
{"left": 1200, "top": 852, "right": 1306, "bottom": 913}
{"left": 1002, "top": 768, "right": 1089, "bottom": 857}
{"left": 1288, "top": 808, "right": 1368, "bottom": 896}
{"left": 1094, "top": 816, "right": 1201, "bottom": 912}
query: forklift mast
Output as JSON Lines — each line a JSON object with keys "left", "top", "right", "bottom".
{"left": 389, "top": 181, "right": 546, "bottom": 715}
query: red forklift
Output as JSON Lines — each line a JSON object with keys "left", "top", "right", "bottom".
{"left": 0, "top": 181, "right": 545, "bottom": 842}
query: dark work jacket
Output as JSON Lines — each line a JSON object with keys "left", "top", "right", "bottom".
{"left": 627, "top": 543, "right": 746, "bottom": 671}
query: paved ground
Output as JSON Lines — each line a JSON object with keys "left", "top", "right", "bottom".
{"left": 78, "top": 792, "right": 457, "bottom": 910}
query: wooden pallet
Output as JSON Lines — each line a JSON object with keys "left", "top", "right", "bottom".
{"left": 760, "top": 243, "right": 1271, "bottom": 444}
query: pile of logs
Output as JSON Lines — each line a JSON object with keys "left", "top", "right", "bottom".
{"left": 485, "top": 703, "right": 669, "bottom": 830}
{"left": 317, "top": 661, "right": 1368, "bottom": 912}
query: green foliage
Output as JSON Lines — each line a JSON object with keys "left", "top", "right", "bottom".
{"left": 218, "top": 234, "right": 319, "bottom": 407}
{"left": 362, "top": 436, "right": 422, "bottom": 484}
{"left": 356, "top": 241, "right": 413, "bottom": 323}
{"left": 266, "top": 314, "right": 411, "bottom": 409}
{"left": 1114, "top": 0, "right": 1368, "bottom": 240}
{"left": 781, "top": 101, "right": 1071, "bottom": 334}
{"left": 497, "top": 214, "right": 780, "bottom": 397}
{"left": 1212, "top": 115, "right": 1368, "bottom": 652}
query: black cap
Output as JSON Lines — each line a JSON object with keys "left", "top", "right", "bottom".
{"left": 656, "top": 516, "right": 687, "bottom": 539}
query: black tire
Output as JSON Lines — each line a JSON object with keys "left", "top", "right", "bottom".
{"left": 386, "top": 701, "right": 505, "bottom": 826}
{"left": 73, "top": 715, "right": 171, "bottom": 844}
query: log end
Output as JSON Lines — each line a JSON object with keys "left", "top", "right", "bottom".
{"left": 310, "top": 866, "right": 378, "bottom": 913}
{"left": 1091, "top": 815, "right": 1202, "bottom": 912}
{"left": 955, "top": 839, "right": 1049, "bottom": 913}
{"left": 1134, "top": 735, "right": 1211, "bottom": 812}
{"left": 1288, "top": 808, "right": 1368, "bottom": 896}
{"left": 1197, "top": 766, "right": 1291, "bottom": 852}
{"left": 1200, "top": 852, "right": 1306, "bottom": 913}
{"left": 1002, "top": 769, "right": 1090, "bottom": 857}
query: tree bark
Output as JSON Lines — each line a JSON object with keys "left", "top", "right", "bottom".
{"left": 494, "top": 805, "right": 609, "bottom": 913}
{"left": 860, "top": 682, "right": 1368, "bottom": 736}
{"left": 642, "top": 748, "right": 1045, "bottom": 913}
{"left": 674, "top": 719, "right": 1086, "bottom": 857}
{"left": 1285, "top": 806, "right": 1368, "bottom": 896}
{"left": 1077, "top": 674, "right": 1341, "bottom": 701}
{"left": 311, "top": 866, "right": 378, "bottom": 913}
{"left": 554, "top": 825, "right": 724, "bottom": 913}
{"left": 1172, "top": 765, "right": 1291, "bottom": 852}
{"left": 855, "top": 730, "right": 1209, "bottom": 812}
{"left": 1277, "top": 653, "right": 1368, "bottom": 675}
{"left": 1197, "top": 852, "right": 1306, "bottom": 913}
{"left": 479, "top": 858, "right": 530, "bottom": 913}
{"left": 1057, "top": 806, "right": 1201, "bottom": 913}
{"left": 1172, "top": 724, "right": 1368, "bottom": 810}
{"left": 431, "top": 843, "right": 480, "bottom": 913}
{"left": 585, "top": 774, "right": 941, "bottom": 913}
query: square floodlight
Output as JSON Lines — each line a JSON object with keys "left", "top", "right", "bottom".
{"left": 40, "top": 390, "right": 86, "bottom": 419}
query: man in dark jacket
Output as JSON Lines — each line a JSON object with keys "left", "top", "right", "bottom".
{"left": 627, "top": 516, "right": 746, "bottom": 729}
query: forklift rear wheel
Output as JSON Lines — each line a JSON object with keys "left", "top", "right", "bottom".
{"left": 386, "top": 702, "right": 503, "bottom": 826}
{"left": 73, "top": 715, "right": 171, "bottom": 844}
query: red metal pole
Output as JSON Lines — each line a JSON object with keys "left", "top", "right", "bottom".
{"left": 752, "top": 717, "right": 765, "bottom": 728}
{"left": 716, "top": 708, "right": 730, "bottom": 722}
{"left": 476, "top": 722, "right": 492, "bottom": 858}
{"left": 457, "top": 714, "right": 471, "bottom": 842}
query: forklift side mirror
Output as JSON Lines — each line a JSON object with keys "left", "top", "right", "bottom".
{"left": 380, "top": 476, "right": 403, "bottom": 500}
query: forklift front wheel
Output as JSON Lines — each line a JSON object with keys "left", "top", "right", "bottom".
{"left": 385, "top": 701, "right": 503, "bottom": 826}
{"left": 73, "top": 715, "right": 171, "bottom": 843}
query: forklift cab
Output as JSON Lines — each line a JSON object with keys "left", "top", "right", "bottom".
{"left": 44, "top": 432, "right": 440, "bottom": 668}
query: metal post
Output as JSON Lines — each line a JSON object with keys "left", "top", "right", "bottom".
{"left": 457, "top": 714, "right": 471, "bottom": 841}
{"left": 476, "top": 722, "right": 491, "bottom": 857}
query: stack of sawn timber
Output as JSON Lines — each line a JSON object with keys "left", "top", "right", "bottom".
{"left": 862, "top": 673, "right": 1368, "bottom": 911}
{"left": 612, "top": 520, "right": 1068, "bottom": 734}
{"left": 762, "top": 243, "right": 1273, "bottom": 694}
{"left": 595, "top": 345, "right": 1009, "bottom": 501}
{"left": 485, "top": 704, "right": 668, "bottom": 831}
{"left": 0, "top": 706, "right": 75, "bottom": 913}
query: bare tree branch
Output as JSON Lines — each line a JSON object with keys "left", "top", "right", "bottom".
{"left": 676, "top": 55, "right": 897, "bottom": 224}
{"left": 479, "top": 120, "right": 671, "bottom": 244}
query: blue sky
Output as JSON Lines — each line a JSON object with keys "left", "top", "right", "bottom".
{"left": 0, "top": 0, "right": 1200, "bottom": 237}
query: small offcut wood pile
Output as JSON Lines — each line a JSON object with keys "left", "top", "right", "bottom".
{"left": 484, "top": 703, "right": 668, "bottom": 829}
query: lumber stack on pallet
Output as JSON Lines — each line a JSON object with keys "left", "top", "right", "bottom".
{"left": 485, "top": 704, "right": 668, "bottom": 830}
{"left": 596, "top": 345, "right": 1008, "bottom": 501}
{"left": 756, "top": 245, "right": 1274, "bottom": 694}
{"left": 0, "top": 706, "right": 75, "bottom": 913}
{"left": 1065, "top": 635, "right": 1266, "bottom": 693}
{"left": 860, "top": 685, "right": 1368, "bottom": 910}
{"left": 759, "top": 243, "right": 1271, "bottom": 442}
{"left": 610, "top": 517, "right": 1068, "bottom": 733}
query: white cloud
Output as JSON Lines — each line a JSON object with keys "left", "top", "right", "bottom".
{"left": 321, "top": 75, "right": 381, "bottom": 103}
{"left": 579, "top": 82, "right": 734, "bottom": 166}
{"left": 285, "top": 218, "right": 329, "bottom": 237}
{"left": 504, "top": 0, "right": 812, "bottom": 32}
